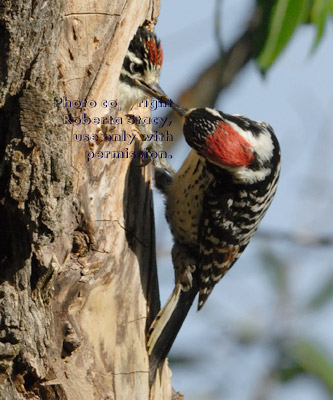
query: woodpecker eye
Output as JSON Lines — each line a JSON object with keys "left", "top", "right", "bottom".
{"left": 130, "top": 63, "right": 144, "bottom": 75}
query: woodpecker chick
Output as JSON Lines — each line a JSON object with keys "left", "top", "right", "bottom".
{"left": 118, "top": 26, "right": 164, "bottom": 112}
{"left": 116, "top": 26, "right": 173, "bottom": 172}
{"left": 148, "top": 103, "right": 281, "bottom": 375}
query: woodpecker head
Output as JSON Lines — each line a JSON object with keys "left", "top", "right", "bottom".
{"left": 172, "top": 104, "right": 280, "bottom": 185}
{"left": 118, "top": 26, "right": 164, "bottom": 111}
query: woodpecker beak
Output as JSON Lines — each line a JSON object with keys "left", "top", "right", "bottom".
{"left": 134, "top": 79, "right": 167, "bottom": 101}
{"left": 150, "top": 82, "right": 167, "bottom": 98}
{"left": 170, "top": 101, "right": 188, "bottom": 117}
{"left": 134, "top": 78, "right": 188, "bottom": 117}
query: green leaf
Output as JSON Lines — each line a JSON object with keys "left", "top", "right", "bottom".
{"left": 311, "top": 0, "right": 333, "bottom": 49}
{"left": 257, "top": 0, "right": 312, "bottom": 71}
{"left": 290, "top": 341, "right": 333, "bottom": 395}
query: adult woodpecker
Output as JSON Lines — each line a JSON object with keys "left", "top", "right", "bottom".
{"left": 146, "top": 101, "right": 281, "bottom": 376}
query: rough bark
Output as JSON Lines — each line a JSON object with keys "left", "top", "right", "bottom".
{"left": 0, "top": 0, "right": 172, "bottom": 399}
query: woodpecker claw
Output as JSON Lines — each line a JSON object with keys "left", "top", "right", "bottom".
{"left": 138, "top": 156, "right": 152, "bottom": 168}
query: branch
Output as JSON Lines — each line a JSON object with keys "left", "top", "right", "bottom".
{"left": 162, "top": 4, "right": 264, "bottom": 149}
{"left": 257, "top": 230, "right": 333, "bottom": 247}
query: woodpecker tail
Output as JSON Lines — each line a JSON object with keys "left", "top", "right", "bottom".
{"left": 147, "top": 282, "right": 198, "bottom": 383}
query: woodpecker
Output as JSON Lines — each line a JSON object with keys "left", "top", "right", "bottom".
{"left": 116, "top": 25, "right": 174, "bottom": 172}
{"left": 118, "top": 25, "right": 164, "bottom": 112}
{"left": 147, "top": 102, "right": 281, "bottom": 376}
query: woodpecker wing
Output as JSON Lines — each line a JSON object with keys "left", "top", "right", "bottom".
{"left": 197, "top": 182, "right": 243, "bottom": 309}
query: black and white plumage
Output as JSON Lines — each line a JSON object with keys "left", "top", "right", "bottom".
{"left": 117, "top": 26, "right": 173, "bottom": 173}
{"left": 118, "top": 26, "right": 163, "bottom": 112}
{"left": 147, "top": 104, "right": 281, "bottom": 374}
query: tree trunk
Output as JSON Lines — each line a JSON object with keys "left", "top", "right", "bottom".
{"left": 0, "top": 0, "right": 173, "bottom": 398}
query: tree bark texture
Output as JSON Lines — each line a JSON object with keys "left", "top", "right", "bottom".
{"left": 0, "top": 0, "right": 172, "bottom": 399}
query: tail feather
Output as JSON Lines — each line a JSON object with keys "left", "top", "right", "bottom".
{"left": 147, "top": 282, "right": 198, "bottom": 383}
{"left": 147, "top": 285, "right": 182, "bottom": 354}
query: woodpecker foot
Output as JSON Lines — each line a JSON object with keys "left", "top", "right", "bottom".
{"left": 172, "top": 243, "right": 197, "bottom": 292}
{"left": 154, "top": 167, "right": 172, "bottom": 194}
{"left": 130, "top": 121, "right": 175, "bottom": 173}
